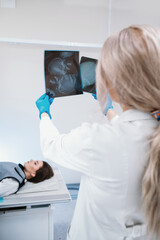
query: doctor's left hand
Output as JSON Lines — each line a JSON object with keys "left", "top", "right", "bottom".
{"left": 92, "top": 92, "right": 113, "bottom": 115}
{"left": 103, "top": 93, "right": 113, "bottom": 115}
{"left": 35, "top": 93, "right": 54, "bottom": 119}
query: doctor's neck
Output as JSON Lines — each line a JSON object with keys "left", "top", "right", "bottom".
{"left": 107, "top": 104, "right": 131, "bottom": 121}
{"left": 107, "top": 90, "right": 132, "bottom": 121}
{"left": 121, "top": 104, "right": 132, "bottom": 112}
{"left": 108, "top": 88, "right": 132, "bottom": 112}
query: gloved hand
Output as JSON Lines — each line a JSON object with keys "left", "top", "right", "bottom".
{"left": 92, "top": 93, "right": 97, "bottom": 100}
{"left": 103, "top": 93, "right": 113, "bottom": 115}
{"left": 92, "top": 91, "right": 113, "bottom": 115}
{"left": 35, "top": 93, "right": 54, "bottom": 119}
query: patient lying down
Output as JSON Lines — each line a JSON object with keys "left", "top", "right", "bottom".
{"left": 0, "top": 160, "right": 54, "bottom": 197}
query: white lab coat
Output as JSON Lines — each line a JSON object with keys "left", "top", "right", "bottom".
{"left": 40, "top": 109, "right": 158, "bottom": 240}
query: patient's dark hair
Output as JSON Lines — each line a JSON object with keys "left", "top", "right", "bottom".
{"left": 28, "top": 161, "right": 54, "bottom": 183}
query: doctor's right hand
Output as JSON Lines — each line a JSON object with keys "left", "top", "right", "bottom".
{"left": 35, "top": 93, "right": 54, "bottom": 119}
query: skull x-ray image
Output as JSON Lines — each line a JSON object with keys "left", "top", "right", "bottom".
{"left": 80, "top": 56, "right": 97, "bottom": 94}
{"left": 44, "top": 51, "right": 83, "bottom": 98}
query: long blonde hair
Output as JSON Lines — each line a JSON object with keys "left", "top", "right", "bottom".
{"left": 96, "top": 25, "right": 160, "bottom": 237}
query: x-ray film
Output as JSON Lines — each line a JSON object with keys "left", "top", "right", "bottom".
{"left": 44, "top": 51, "right": 83, "bottom": 98}
{"left": 80, "top": 56, "right": 97, "bottom": 94}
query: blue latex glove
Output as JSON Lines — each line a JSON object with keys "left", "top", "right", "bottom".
{"left": 92, "top": 92, "right": 113, "bottom": 114}
{"left": 92, "top": 93, "right": 97, "bottom": 100}
{"left": 92, "top": 89, "right": 97, "bottom": 100}
{"left": 103, "top": 93, "right": 113, "bottom": 115}
{"left": 35, "top": 93, "right": 54, "bottom": 119}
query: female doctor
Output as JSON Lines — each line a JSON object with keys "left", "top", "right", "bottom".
{"left": 36, "top": 25, "right": 160, "bottom": 240}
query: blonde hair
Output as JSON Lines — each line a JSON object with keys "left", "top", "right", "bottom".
{"left": 96, "top": 25, "right": 160, "bottom": 237}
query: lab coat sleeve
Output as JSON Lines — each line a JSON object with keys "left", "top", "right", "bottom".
{"left": 0, "top": 178, "right": 19, "bottom": 197}
{"left": 40, "top": 116, "right": 93, "bottom": 175}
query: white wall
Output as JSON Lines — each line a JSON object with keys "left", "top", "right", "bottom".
{"left": 0, "top": 0, "right": 109, "bottom": 183}
{"left": 111, "top": 0, "right": 160, "bottom": 33}
{"left": 0, "top": 0, "right": 160, "bottom": 183}
{"left": 0, "top": 0, "right": 108, "bottom": 43}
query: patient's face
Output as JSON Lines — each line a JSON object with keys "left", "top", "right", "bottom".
{"left": 24, "top": 160, "right": 43, "bottom": 176}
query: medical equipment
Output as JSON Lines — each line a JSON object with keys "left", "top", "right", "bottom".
{"left": 44, "top": 50, "right": 83, "bottom": 98}
{"left": 80, "top": 56, "right": 97, "bottom": 94}
{"left": 0, "top": 168, "right": 71, "bottom": 240}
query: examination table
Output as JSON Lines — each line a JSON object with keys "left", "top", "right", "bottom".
{"left": 0, "top": 168, "right": 71, "bottom": 240}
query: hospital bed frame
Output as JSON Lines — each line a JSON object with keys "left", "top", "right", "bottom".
{"left": 0, "top": 168, "right": 71, "bottom": 240}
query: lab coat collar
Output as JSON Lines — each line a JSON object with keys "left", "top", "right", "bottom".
{"left": 119, "top": 109, "right": 154, "bottom": 122}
